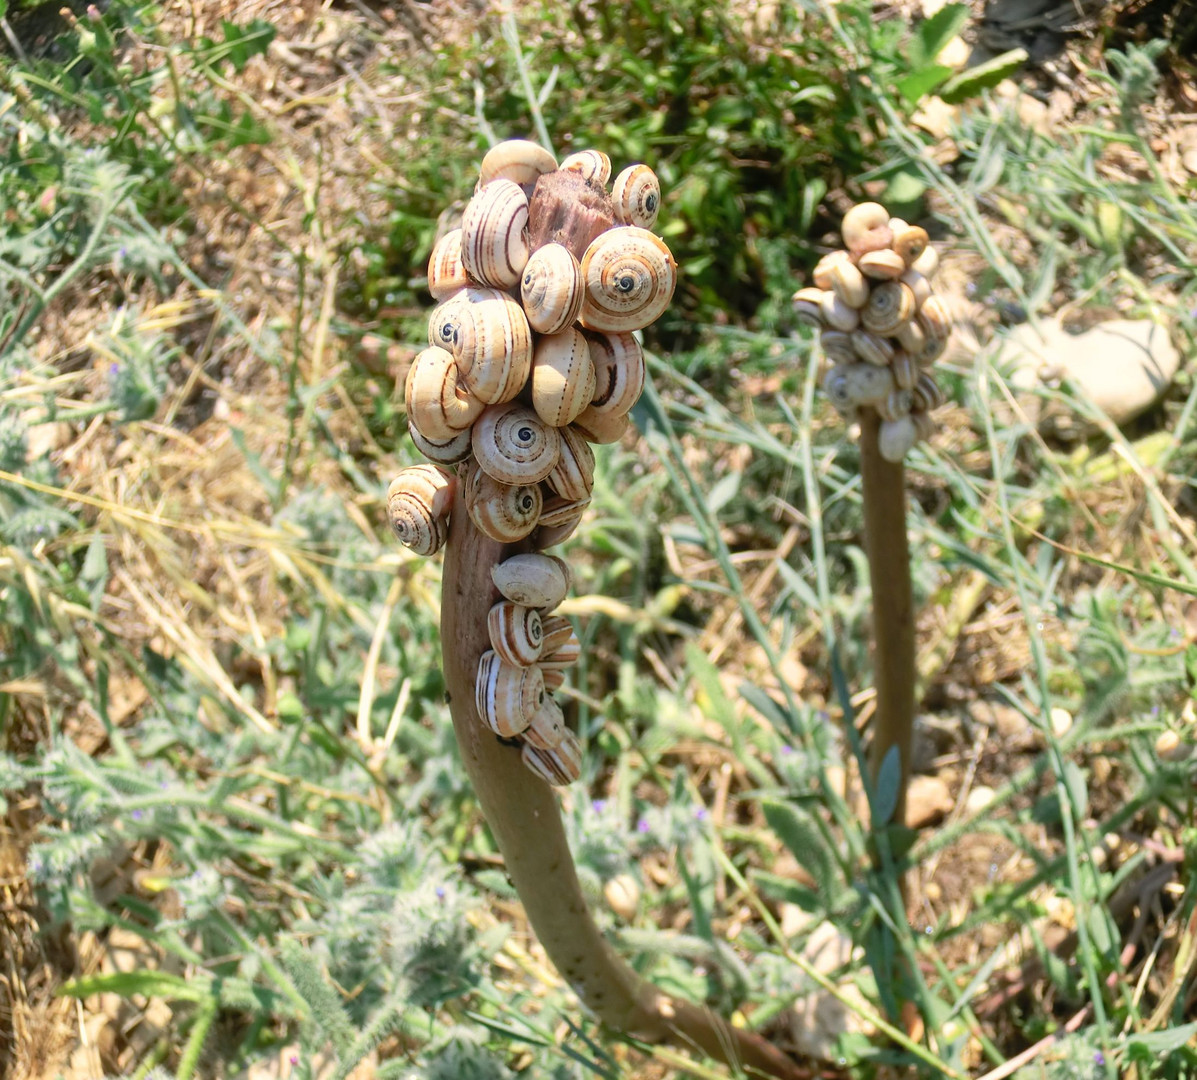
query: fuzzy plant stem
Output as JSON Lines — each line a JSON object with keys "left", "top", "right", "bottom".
{"left": 441, "top": 487, "right": 806, "bottom": 1080}
{"left": 858, "top": 408, "right": 916, "bottom": 832}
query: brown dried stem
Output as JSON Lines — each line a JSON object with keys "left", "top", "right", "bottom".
{"left": 440, "top": 486, "right": 808, "bottom": 1080}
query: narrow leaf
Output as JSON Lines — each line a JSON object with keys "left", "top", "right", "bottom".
{"left": 940, "top": 49, "right": 1029, "bottom": 104}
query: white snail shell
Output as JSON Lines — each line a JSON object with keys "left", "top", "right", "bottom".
{"left": 820, "top": 290, "right": 860, "bottom": 332}
{"left": 560, "top": 149, "right": 612, "bottom": 187}
{"left": 891, "top": 224, "right": 930, "bottom": 267}
{"left": 841, "top": 202, "right": 893, "bottom": 258}
{"left": 820, "top": 329, "right": 857, "bottom": 364}
{"left": 427, "top": 228, "right": 469, "bottom": 300}
{"left": 488, "top": 600, "right": 544, "bottom": 667}
{"left": 472, "top": 402, "right": 561, "bottom": 486}
{"left": 540, "top": 632, "right": 582, "bottom": 670}
{"left": 813, "top": 250, "right": 853, "bottom": 291}
{"left": 539, "top": 614, "right": 576, "bottom": 656}
{"left": 538, "top": 494, "right": 591, "bottom": 529}
{"left": 476, "top": 650, "right": 545, "bottom": 737}
{"left": 584, "top": 330, "right": 645, "bottom": 419}
{"left": 386, "top": 464, "right": 455, "bottom": 556}
{"left": 822, "top": 363, "right": 896, "bottom": 411}
{"left": 478, "top": 139, "right": 557, "bottom": 191}
{"left": 918, "top": 295, "right": 953, "bottom": 342}
{"left": 571, "top": 409, "right": 630, "bottom": 445}
{"left": 911, "top": 371, "right": 944, "bottom": 412}
{"left": 542, "top": 668, "right": 566, "bottom": 692}
{"left": 892, "top": 350, "right": 918, "bottom": 391}
{"left": 828, "top": 260, "right": 869, "bottom": 308}
{"left": 851, "top": 330, "right": 895, "bottom": 367}
{"left": 792, "top": 287, "right": 826, "bottom": 327}
{"left": 531, "top": 328, "right": 596, "bottom": 427}
{"left": 520, "top": 243, "right": 585, "bottom": 335}
{"left": 611, "top": 164, "right": 661, "bottom": 230}
{"left": 460, "top": 179, "right": 531, "bottom": 290}
{"left": 435, "top": 287, "right": 534, "bottom": 405}
{"left": 900, "top": 268, "right": 933, "bottom": 309}
{"left": 876, "top": 388, "right": 913, "bottom": 423}
{"left": 895, "top": 318, "right": 926, "bottom": 356}
{"left": 521, "top": 729, "right": 581, "bottom": 785}
{"left": 917, "top": 335, "right": 948, "bottom": 367}
{"left": 858, "top": 248, "right": 907, "bottom": 281}
{"left": 579, "top": 227, "right": 677, "bottom": 333}
{"left": 491, "top": 552, "right": 571, "bottom": 610}
{"left": 861, "top": 281, "right": 916, "bottom": 336}
{"left": 545, "top": 424, "right": 596, "bottom": 502}
{"left": 405, "top": 346, "right": 484, "bottom": 441}
{"left": 911, "top": 244, "right": 939, "bottom": 279}
{"left": 407, "top": 422, "right": 473, "bottom": 465}
{"left": 463, "top": 461, "right": 543, "bottom": 542}
{"left": 878, "top": 415, "right": 919, "bottom": 462}
{"left": 523, "top": 695, "right": 566, "bottom": 750}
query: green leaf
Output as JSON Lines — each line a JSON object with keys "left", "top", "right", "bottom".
{"left": 896, "top": 64, "right": 954, "bottom": 105}
{"left": 916, "top": 3, "right": 970, "bottom": 65}
{"left": 706, "top": 471, "right": 741, "bottom": 516}
{"left": 219, "top": 18, "right": 277, "bottom": 72}
{"left": 939, "top": 49, "right": 1028, "bottom": 104}
{"left": 873, "top": 744, "right": 902, "bottom": 826}
{"left": 1125, "top": 1021, "right": 1197, "bottom": 1055}
{"left": 761, "top": 799, "right": 837, "bottom": 910}
{"left": 61, "top": 970, "right": 211, "bottom": 1003}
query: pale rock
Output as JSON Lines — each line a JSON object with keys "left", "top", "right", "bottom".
{"left": 906, "top": 774, "right": 954, "bottom": 828}
{"left": 603, "top": 873, "right": 641, "bottom": 920}
{"left": 938, "top": 34, "right": 971, "bottom": 69}
{"left": 788, "top": 920, "right": 876, "bottom": 1060}
{"left": 997, "top": 317, "right": 1180, "bottom": 430}
{"left": 1050, "top": 706, "right": 1072, "bottom": 737}
{"left": 912, "top": 96, "right": 959, "bottom": 141}
{"left": 965, "top": 785, "right": 996, "bottom": 814}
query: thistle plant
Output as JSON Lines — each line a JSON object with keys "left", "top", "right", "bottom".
{"left": 388, "top": 140, "right": 803, "bottom": 1079}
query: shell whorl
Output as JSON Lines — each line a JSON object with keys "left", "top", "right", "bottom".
{"left": 560, "top": 149, "right": 612, "bottom": 187}
{"left": 531, "top": 328, "right": 595, "bottom": 428}
{"left": 611, "top": 164, "right": 661, "bottom": 230}
{"left": 472, "top": 402, "right": 562, "bottom": 486}
{"left": 405, "top": 346, "right": 484, "bottom": 441}
{"left": 427, "top": 228, "right": 469, "bottom": 301}
{"left": 439, "top": 288, "right": 534, "bottom": 405}
{"left": 461, "top": 178, "right": 531, "bottom": 290}
{"left": 475, "top": 650, "right": 545, "bottom": 737}
{"left": 579, "top": 227, "right": 677, "bottom": 333}
{"left": 462, "top": 460, "right": 543, "bottom": 543}
{"left": 386, "top": 464, "right": 456, "bottom": 556}
{"left": 521, "top": 243, "right": 585, "bottom": 335}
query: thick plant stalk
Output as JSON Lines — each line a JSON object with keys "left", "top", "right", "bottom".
{"left": 441, "top": 486, "right": 806, "bottom": 1080}
{"left": 858, "top": 409, "right": 916, "bottom": 829}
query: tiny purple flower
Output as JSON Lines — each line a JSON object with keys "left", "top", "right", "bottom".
{"left": 694, "top": 807, "right": 708, "bottom": 821}
{"left": 1094, "top": 1051, "right": 1105, "bottom": 1066}
{"left": 109, "top": 363, "right": 119, "bottom": 375}
{"left": 435, "top": 885, "right": 446, "bottom": 901}
{"left": 131, "top": 809, "right": 143, "bottom": 820}
{"left": 289, "top": 1055, "right": 299, "bottom": 1067}
{"left": 591, "top": 799, "right": 607, "bottom": 814}
{"left": 779, "top": 744, "right": 794, "bottom": 755}
{"left": 636, "top": 818, "right": 650, "bottom": 833}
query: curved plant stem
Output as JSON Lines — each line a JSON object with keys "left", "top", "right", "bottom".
{"left": 858, "top": 409, "right": 916, "bottom": 831}
{"left": 441, "top": 487, "right": 807, "bottom": 1080}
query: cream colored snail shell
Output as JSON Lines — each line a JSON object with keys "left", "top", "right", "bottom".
{"left": 478, "top": 139, "right": 557, "bottom": 191}
{"left": 427, "top": 228, "right": 469, "bottom": 300}
{"left": 918, "top": 295, "right": 953, "bottom": 342}
{"left": 523, "top": 695, "right": 567, "bottom": 751}
{"left": 892, "top": 224, "right": 930, "bottom": 267}
{"left": 892, "top": 350, "right": 918, "bottom": 391}
{"left": 540, "top": 614, "right": 576, "bottom": 655}
{"left": 521, "top": 729, "right": 582, "bottom": 785}
{"left": 542, "top": 668, "right": 566, "bottom": 692}
{"left": 539, "top": 494, "right": 591, "bottom": 529}
{"left": 792, "top": 287, "right": 826, "bottom": 327}
{"left": 820, "top": 329, "right": 857, "bottom": 365}
{"left": 476, "top": 650, "right": 545, "bottom": 737}
{"left": 436, "top": 288, "right": 534, "bottom": 405}
{"left": 533, "top": 514, "right": 585, "bottom": 549}
{"left": 841, "top": 202, "right": 893, "bottom": 258}
{"left": 911, "top": 371, "right": 945, "bottom": 412}
{"left": 491, "top": 552, "right": 571, "bottom": 610}
{"left": 812, "top": 250, "right": 852, "bottom": 291}
{"left": 579, "top": 226, "right": 677, "bottom": 333}
{"left": 917, "top": 335, "right": 948, "bottom": 367}
{"left": 407, "top": 422, "right": 472, "bottom": 465}
{"left": 520, "top": 243, "right": 585, "bottom": 335}
{"left": 820, "top": 290, "right": 860, "bottom": 333}
{"left": 488, "top": 600, "right": 544, "bottom": 667}
{"left": 900, "top": 268, "right": 933, "bottom": 309}
{"left": 386, "top": 464, "right": 455, "bottom": 556}
{"left": 541, "top": 634, "right": 582, "bottom": 670}
{"left": 858, "top": 249, "right": 907, "bottom": 281}
{"left": 572, "top": 408, "right": 630, "bottom": 445}
{"left": 878, "top": 415, "right": 919, "bottom": 462}
{"left": 822, "top": 363, "right": 896, "bottom": 411}
{"left": 586, "top": 330, "right": 645, "bottom": 419}
{"left": 911, "top": 244, "right": 939, "bottom": 279}
{"left": 876, "top": 388, "right": 913, "bottom": 423}
{"left": 851, "top": 330, "right": 895, "bottom": 367}
{"left": 611, "top": 164, "right": 661, "bottom": 230}
{"left": 560, "top": 148, "right": 612, "bottom": 187}
{"left": 545, "top": 424, "right": 596, "bottom": 502}
{"left": 828, "top": 260, "right": 869, "bottom": 308}
{"left": 911, "top": 411, "right": 937, "bottom": 443}
{"left": 463, "top": 461, "right": 543, "bottom": 543}
{"left": 531, "top": 328, "right": 595, "bottom": 428}
{"left": 895, "top": 319, "right": 926, "bottom": 356}
{"left": 472, "top": 402, "right": 561, "bottom": 487}
{"left": 861, "top": 281, "right": 916, "bottom": 336}
{"left": 461, "top": 178, "right": 531, "bottom": 290}
{"left": 405, "top": 346, "right": 484, "bottom": 441}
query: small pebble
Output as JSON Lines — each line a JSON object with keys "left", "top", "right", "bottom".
{"left": 965, "top": 785, "right": 996, "bottom": 814}
{"left": 1050, "top": 707, "right": 1072, "bottom": 738}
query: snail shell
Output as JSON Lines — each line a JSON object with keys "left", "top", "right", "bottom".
{"left": 491, "top": 552, "right": 571, "bottom": 609}
{"left": 538, "top": 494, "right": 591, "bottom": 529}
{"left": 521, "top": 729, "right": 581, "bottom": 785}
{"left": 861, "top": 281, "right": 916, "bottom": 335}
{"left": 911, "top": 371, "right": 944, "bottom": 412}
{"left": 876, "top": 387, "right": 913, "bottom": 423}
{"left": 408, "top": 422, "right": 472, "bottom": 465}
{"left": 386, "top": 464, "right": 455, "bottom": 556}
{"left": 461, "top": 179, "right": 532, "bottom": 290}
{"left": 878, "top": 415, "right": 918, "bottom": 462}
{"left": 579, "top": 227, "right": 677, "bottom": 333}
{"left": 891, "top": 224, "right": 930, "bottom": 267}
{"left": 858, "top": 249, "right": 907, "bottom": 281}
{"left": 478, "top": 139, "right": 557, "bottom": 191}
{"left": 533, "top": 513, "right": 585, "bottom": 549}
{"left": 585, "top": 330, "right": 645, "bottom": 419}
{"left": 572, "top": 409, "right": 629, "bottom": 445}
{"left": 476, "top": 650, "right": 545, "bottom": 737}
{"left": 918, "top": 295, "right": 953, "bottom": 342}
{"left": 472, "top": 403, "right": 561, "bottom": 486}
{"left": 841, "top": 202, "right": 893, "bottom": 258}
{"left": 813, "top": 250, "right": 853, "bottom": 291}
{"left": 820, "top": 329, "right": 857, "bottom": 365}
{"left": 546, "top": 424, "right": 596, "bottom": 502}
{"left": 463, "top": 461, "right": 543, "bottom": 542}
{"left": 911, "top": 244, "right": 939, "bottom": 279}
{"left": 427, "top": 228, "right": 469, "bottom": 300}
{"left": 560, "top": 149, "right": 612, "bottom": 187}
{"left": 488, "top": 600, "right": 544, "bottom": 667}
{"left": 828, "top": 260, "right": 869, "bottom": 308}
{"left": 895, "top": 318, "right": 926, "bottom": 356}
{"left": 540, "top": 631, "right": 582, "bottom": 670}
{"left": 899, "top": 269, "right": 932, "bottom": 309}
{"left": 531, "top": 328, "right": 595, "bottom": 427}
{"left": 611, "top": 164, "right": 661, "bottom": 230}
{"left": 520, "top": 243, "right": 584, "bottom": 334}
{"left": 542, "top": 668, "right": 566, "bottom": 692}
{"left": 405, "top": 346, "right": 484, "bottom": 441}
{"left": 892, "top": 350, "right": 918, "bottom": 391}
{"left": 911, "top": 411, "right": 937, "bottom": 442}
{"left": 523, "top": 695, "right": 566, "bottom": 750}
{"left": 438, "top": 288, "right": 534, "bottom": 405}
{"left": 822, "top": 363, "right": 896, "bottom": 411}
{"left": 792, "top": 287, "right": 827, "bottom": 327}
{"left": 917, "top": 334, "right": 948, "bottom": 367}
{"left": 851, "top": 330, "right": 895, "bottom": 367}
{"left": 540, "top": 614, "right": 576, "bottom": 656}
{"left": 820, "top": 290, "right": 860, "bottom": 333}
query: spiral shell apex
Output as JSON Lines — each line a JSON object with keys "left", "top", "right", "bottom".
{"left": 463, "top": 462, "right": 543, "bottom": 543}
{"left": 579, "top": 227, "right": 677, "bottom": 333}
{"left": 521, "top": 243, "right": 585, "bottom": 335}
{"left": 560, "top": 149, "right": 612, "bottom": 187}
{"left": 472, "top": 402, "right": 561, "bottom": 486}
{"left": 488, "top": 600, "right": 544, "bottom": 667}
{"left": 611, "top": 164, "right": 661, "bottom": 230}
{"left": 387, "top": 465, "right": 455, "bottom": 556}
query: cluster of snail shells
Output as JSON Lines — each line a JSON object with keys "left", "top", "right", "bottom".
{"left": 387, "top": 140, "right": 678, "bottom": 785}
{"left": 793, "top": 202, "right": 952, "bottom": 463}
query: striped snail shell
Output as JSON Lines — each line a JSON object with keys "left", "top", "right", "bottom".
{"left": 911, "top": 244, "right": 939, "bottom": 279}
{"left": 813, "top": 250, "right": 853, "bottom": 291}
{"left": 533, "top": 512, "right": 585, "bottom": 549}
{"left": 407, "top": 422, "right": 472, "bottom": 465}
{"left": 463, "top": 461, "right": 543, "bottom": 543}
{"left": 820, "top": 290, "right": 860, "bottom": 333}
{"left": 531, "top": 328, "right": 595, "bottom": 428}
{"left": 560, "top": 149, "right": 612, "bottom": 187}
{"left": 823, "top": 363, "right": 896, "bottom": 411}
{"left": 841, "top": 202, "right": 893, "bottom": 258}
{"left": 911, "top": 371, "right": 945, "bottom": 413}
{"left": 858, "top": 249, "right": 907, "bottom": 281}
{"left": 538, "top": 494, "right": 591, "bottom": 529}
{"left": 545, "top": 423, "right": 596, "bottom": 503}
{"left": 540, "top": 614, "right": 576, "bottom": 656}
{"left": 899, "top": 268, "right": 932, "bottom": 309}
{"left": 895, "top": 318, "right": 926, "bottom": 356}
{"left": 579, "top": 226, "right": 677, "bottom": 333}
{"left": 584, "top": 330, "right": 645, "bottom": 419}
{"left": 491, "top": 552, "right": 571, "bottom": 609}
{"left": 478, "top": 139, "right": 557, "bottom": 191}
{"left": 427, "top": 228, "right": 469, "bottom": 300}
{"left": 540, "top": 627, "right": 582, "bottom": 670}
{"left": 820, "top": 329, "right": 857, "bottom": 365}
{"left": 917, "top": 334, "right": 948, "bottom": 367}
{"left": 878, "top": 415, "right": 918, "bottom": 463}
{"left": 386, "top": 464, "right": 455, "bottom": 556}
{"left": 441, "top": 288, "right": 534, "bottom": 405}
{"left": 428, "top": 295, "right": 467, "bottom": 350}
{"left": 542, "top": 668, "right": 566, "bottom": 692}
{"left": 911, "top": 411, "right": 937, "bottom": 442}
{"left": 792, "top": 287, "right": 827, "bottom": 327}
{"left": 488, "top": 600, "right": 544, "bottom": 667}
{"left": 828, "top": 260, "right": 869, "bottom": 308}
{"left": 891, "top": 224, "right": 930, "bottom": 267}
{"left": 611, "top": 164, "right": 661, "bottom": 230}
{"left": 851, "top": 330, "right": 895, "bottom": 367}
{"left": 472, "top": 402, "right": 561, "bottom": 486}
{"left": 405, "top": 346, "right": 484, "bottom": 441}
{"left": 520, "top": 243, "right": 584, "bottom": 335}
{"left": 876, "top": 387, "right": 913, "bottom": 423}
{"left": 523, "top": 696, "right": 566, "bottom": 751}
{"left": 521, "top": 729, "right": 581, "bottom": 785}
{"left": 917, "top": 295, "right": 953, "bottom": 342}
{"left": 861, "top": 281, "right": 916, "bottom": 336}
{"left": 892, "top": 350, "right": 918, "bottom": 391}
{"left": 476, "top": 650, "right": 545, "bottom": 737}
{"left": 571, "top": 408, "right": 629, "bottom": 445}
{"left": 460, "top": 178, "right": 531, "bottom": 290}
